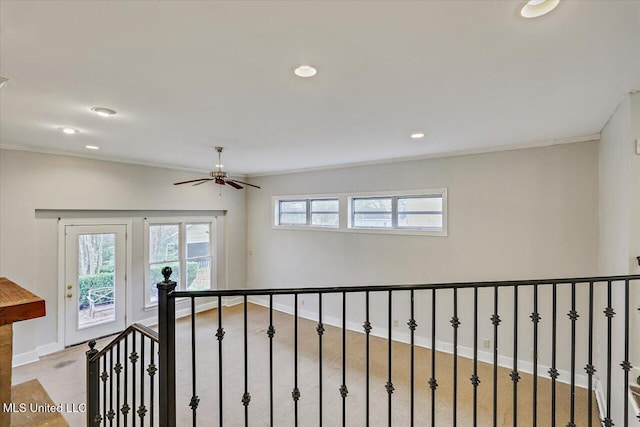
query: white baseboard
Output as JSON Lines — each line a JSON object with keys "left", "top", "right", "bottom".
{"left": 248, "top": 296, "right": 593, "bottom": 389}
{"left": 138, "top": 300, "right": 218, "bottom": 327}
{"left": 12, "top": 350, "right": 39, "bottom": 367}
{"left": 12, "top": 342, "right": 66, "bottom": 367}
{"left": 223, "top": 296, "right": 243, "bottom": 307}
{"left": 37, "top": 342, "right": 64, "bottom": 357}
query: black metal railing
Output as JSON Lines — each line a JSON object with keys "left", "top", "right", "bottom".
{"left": 88, "top": 269, "right": 639, "bottom": 426}
{"left": 86, "top": 323, "right": 159, "bottom": 426}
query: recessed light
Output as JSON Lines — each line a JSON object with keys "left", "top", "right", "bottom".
{"left": 520, "top": 0, "right": 560, "bottom": 18}
{"left": 91, "top": 107, "right": 117, "bottom": 117}
{"left": 85, "top": 145, "right": 100, "bottom": 150}
{"left": 58, "top": 127, "right": 79, "bottom": 134}
{"left": 293, "top": 65, "right": 317, "bottom": 78}
{"left": 410, "top": 133, "right": 425, "bottom": 139}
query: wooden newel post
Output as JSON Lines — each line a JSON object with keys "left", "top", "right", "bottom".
{"left": 157, "top": 267, "right": 177, "bottom": 427}
{"left": 86, "top": 340, "right": 100, "bottom": 426}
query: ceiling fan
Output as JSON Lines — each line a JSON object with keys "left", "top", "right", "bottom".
{"left": 173, "top": 147, "right": 261, "bottom": 190}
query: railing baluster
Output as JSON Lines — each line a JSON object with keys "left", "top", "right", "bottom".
{"left": 216, "top": 295, "right": 224, "bottom": 427}
{"left": 549, "top": 283, "right": 558, "bottom": 427}
{"left": 452, "top": 288, "right": 460, "bottom": 426}
{"left": 492, "top": 285, "right": 500, "bottom": 427}
{"left": 293, "top": 294, "right": 299, "bottom": 426}
{"left": 190, "top": 297, "right": 198, "bottom": 426}
{"left": 123, "top": 332, "right": 129, "bottom": 426}
{"left": 472, "top": 286, "right": 479, "bottom": 427}
{"left": 268, "top": 294, "right": 274, "bottom": 427}
{"left": 110, "top": 348, "right": 114, "bottom": 426}
{"left": 511, "top": 286, "right": 519, "bottom": 427}
{"left": 587, "top": 282, "right": 594, "bottom": 427}
{"left": 132, "top": 332, "right": 137, "bottom": 427}
{"left": 409, "top": 289, "right": 415, "bottom": 427}
{"left": 149, "top": 340, "right": 155, "bottom": 427}
{"left": 139, "top": 334, "right": 146, "bottom": 423}
{"left": 318, "top": 293, "right": 324, "bottom": 427}
{"left": 430, "top": 289, "right": 437, "bottom": 427}
{"left": 103, "top": 351, "right": 108, "bottom": 425}
{"left": 568, "top": 282, "right": 578, "bottom": 427}
{"left": 623, "top": 279, "right": 630, "bottom": 427}
{"left": 605, "top": 280, "right": 613, "bottom": 426}
{"left": 387, "top": 290, "right": 393, "bottom": 427}
{"left": 531, "top": 284, "right": 540, "bottom": 427}
{"left": 242, "top": 295, "right": 250, "bottom": 426}
{"left": 116, "top": 342, "right": 121, "bottom": 427}
{"left": 364, "top": 291, "right": 371, "bottom": 426}
{"left": 341, "top": 291, "right": 348, "bottom": 426}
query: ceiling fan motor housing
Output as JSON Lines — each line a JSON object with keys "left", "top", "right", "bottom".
{"left": 210, "top": 171, "right": 228, "bottom": 179}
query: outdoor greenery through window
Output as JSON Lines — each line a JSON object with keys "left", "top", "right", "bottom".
{"left": 278, "top": 198, "right": 339, "bottom": 228}
{"left": 147, "top": 221, "right": 214, "bottom": 305}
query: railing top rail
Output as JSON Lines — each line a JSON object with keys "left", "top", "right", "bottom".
{"left": 89, "top": 322, "right": 158, "bottom": 362}
{"left": 169, "top": 274, "right": 640, "bottom": 299}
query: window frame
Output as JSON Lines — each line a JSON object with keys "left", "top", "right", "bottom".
{"left": 144, "top": 217, "right": 216, "bottom": 308}
{"left": 348, "top": 189, "right": 447, "bottom": 235}
{"left": 275, "top": 197, "right": 340, "bottom": 229}
{"left": 273, "top": 188, "right": 447, "bottom": 236}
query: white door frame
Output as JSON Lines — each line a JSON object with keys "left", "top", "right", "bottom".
{"left": 57, "top": 219, "right": 133, "bottom": 347}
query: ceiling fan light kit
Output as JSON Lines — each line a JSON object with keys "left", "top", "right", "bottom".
{"left": 173, "top": 147, "right": 261, "bottom": 192}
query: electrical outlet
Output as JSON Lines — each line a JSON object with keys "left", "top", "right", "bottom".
{"left": 483, "top": 339, "right": 490, "bottom": 348}
{"left": 393, "top": 320, "right": 399, "bottom": 327}
{"left": 300, "top": 298, "right": 305, "bottom": 306}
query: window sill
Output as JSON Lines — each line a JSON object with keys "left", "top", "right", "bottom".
{"left": 272, "top": 223, "right": 447, "bottom": 237}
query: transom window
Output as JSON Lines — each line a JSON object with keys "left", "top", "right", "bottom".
{"left": 351, "top": 195, "right": 444, "bottom": 230}
{"left": 273, "top": 189, "right": 446, "bottom": 236}
{"left": 277, "top": 198, "right": 339, "bottom": 228}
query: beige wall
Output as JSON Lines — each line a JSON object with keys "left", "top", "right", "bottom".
{"left": 246, "top": 141, "right": 600, "bottom": 384}
{"left": 597, "top": 91, "right": 640, "bottom": 421}
{"left": 0, "top": 149, "right": 247, "bottom": 361}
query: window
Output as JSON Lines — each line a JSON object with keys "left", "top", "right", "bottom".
{"left": 273, "top": 189, "right": 446, "bottom": 236}
{"left": 349, "top": 190, "right": 446, "bottom": 234}
{"left": 146, "top": 220, "right": 215, "bottom": 306}
{"left": 276, "top": 198, "right": 339, "bottom": 228}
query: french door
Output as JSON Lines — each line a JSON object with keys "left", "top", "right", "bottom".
{"left": 64, "top": 224, "right": 126, "bottom": 346}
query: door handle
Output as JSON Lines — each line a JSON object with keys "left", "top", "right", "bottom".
{"left": 66, "top": 293, "right": 73, "bottom": 299}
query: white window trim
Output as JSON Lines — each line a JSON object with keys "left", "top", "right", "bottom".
{"left": 272, "top": 188, "right": 447, "bottom": 236}
{"left": 273, "top": 196, "right": 341, "bottom": 230}
{"left": 144, "top": 217, "right": 217, "bottom": 309}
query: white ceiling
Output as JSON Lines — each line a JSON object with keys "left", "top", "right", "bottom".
{"left": 1, "top": 1, "right": 639, "bottom": 175}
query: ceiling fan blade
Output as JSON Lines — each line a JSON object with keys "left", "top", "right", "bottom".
{"left": 174, "top": 178, "right": 212, "bottom": 185}
{"left": 226, "top": 180, "right": 243, "bottom": 189}
{"left": 229, "top": 179, "right": 261, "bottom": 189}
{"left": 214, "top": 178, "right": 226, "bottom": 185}
{"left": 191, "top": 180, "right": 211, "bottom": 186}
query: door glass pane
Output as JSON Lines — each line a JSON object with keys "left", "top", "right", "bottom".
{"left": 77, "top": 233, "right": 115, "bottom": 328}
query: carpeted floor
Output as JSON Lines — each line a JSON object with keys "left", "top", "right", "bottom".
{"left": 12, "top": 303, "right": 601, "bottom": 426}
{"left": 174, "top": 304, "right": 600, "bottom": 426}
